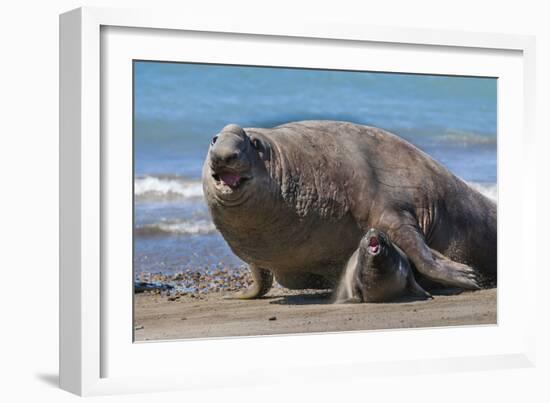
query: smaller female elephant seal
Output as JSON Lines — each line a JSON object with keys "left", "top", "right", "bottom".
{"left": 335, "top": 229, "right": 432, "bottom": 303}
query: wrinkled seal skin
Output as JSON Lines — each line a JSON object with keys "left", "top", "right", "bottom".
{"left": 335, "top": 229, "right": 432, "bottom": 303}
{"left": 202, "top": 121, "right": 497, "bottom": 299}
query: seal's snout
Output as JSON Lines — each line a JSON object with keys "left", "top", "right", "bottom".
{"left": 208, "top": 124, "right": 252, "bottom": 191}
{"left": 211, "top": 149, "right": 241, "bottom": 167}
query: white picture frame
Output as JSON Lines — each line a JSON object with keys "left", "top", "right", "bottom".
{"left": 59, "top": 6, "right": 537, "bottom": 396}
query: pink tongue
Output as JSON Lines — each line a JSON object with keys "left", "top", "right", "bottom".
{"left": 220, "top": 172, "right": 241, "bottom": 187}
{"left": 368, "top": 237, "right": 380, "bottom": 254}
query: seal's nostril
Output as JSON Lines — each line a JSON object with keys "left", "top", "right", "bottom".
{"left": 224, "top": 152, "right": 239, "bottom": 164}
{"left": 210, "top": 149, "right": 241, "bottom": 169}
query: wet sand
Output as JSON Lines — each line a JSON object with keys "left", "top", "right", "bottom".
{"left": 134, "top": 288, "right": 497, "bottom": 341}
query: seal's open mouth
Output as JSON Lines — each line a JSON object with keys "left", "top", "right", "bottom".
{"left": 367, "top": 237, "right": 380, "bottom": 255}
{"left": 212, "top": 171, "right": 250, "bottom": 190}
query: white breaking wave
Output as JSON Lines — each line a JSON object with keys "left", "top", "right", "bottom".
{"left": 440, "top": 133, "right": 496, "bottom": 147}
{"left": 468, "top": 182, "right": 497, "bottom": 202}
{"left": 135, "top": 219, "right": 216, "bottom": 237}
{"left": 135, "top": 176, "right": 203, "bottom": 200}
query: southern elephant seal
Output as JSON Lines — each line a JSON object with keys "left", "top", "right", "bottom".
{"left": 201, "top": 121, "right": 497, "bottom": 299}
{"left": 335, "top": 228, "right": 432, "bottom": 303}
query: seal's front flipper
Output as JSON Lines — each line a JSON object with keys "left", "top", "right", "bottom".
{"left": 427, "top": 248, "right": 480, "bottom": 290}
{"left": 406, "top": 273, "right": 433, "bottom": 300}
{"left": 390, "top": 224, "right": 480, "bottom": 290}
{"left": 224, "top": 265, "right": 273, "bottom": 299}
{"left": 338, "top": 296, "right": 362, "bottom": 304}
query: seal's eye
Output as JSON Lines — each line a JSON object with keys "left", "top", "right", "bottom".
{"left": 211, "top": 135, "right": 218, "bottom": 146}
{"left": 251, "top": 138, "right": 260, "bottom": 150}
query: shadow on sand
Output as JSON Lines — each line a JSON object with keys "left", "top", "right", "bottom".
{"left": 267, "top": 287, "right": 463, "bottom": 306}
{"left": 269, "top": 291, "right": 333, "bottom": 305}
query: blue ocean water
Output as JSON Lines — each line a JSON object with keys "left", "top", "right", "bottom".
{"left": 134, "top": 61, "right": 497, "bottom": 276}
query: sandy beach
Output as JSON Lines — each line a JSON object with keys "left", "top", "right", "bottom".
{"left": 134, "top": 287, "right": 496, "bottom": 341}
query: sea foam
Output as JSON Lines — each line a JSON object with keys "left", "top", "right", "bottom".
{"left": 135, "top": 176, "right": 203, "bottom": 200}
{"left": 467, "top": 182, "right": 497, "bottom": 202}
{"left": 135, "top": 219, "right": 216, "bottom": 237}
{"left": 439, "top": 130, "right": 496, "bottom": 147}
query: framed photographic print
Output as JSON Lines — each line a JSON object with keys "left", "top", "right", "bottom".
{"left": 60, "top": 7, "right": 537, "bottom": 396}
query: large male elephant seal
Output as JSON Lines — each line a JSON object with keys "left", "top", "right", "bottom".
{"left": 202, "top": 121, "right": 497, "bottom": 299}
{"left": 335, "top": 228, "right": 432, "bottom": 303}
